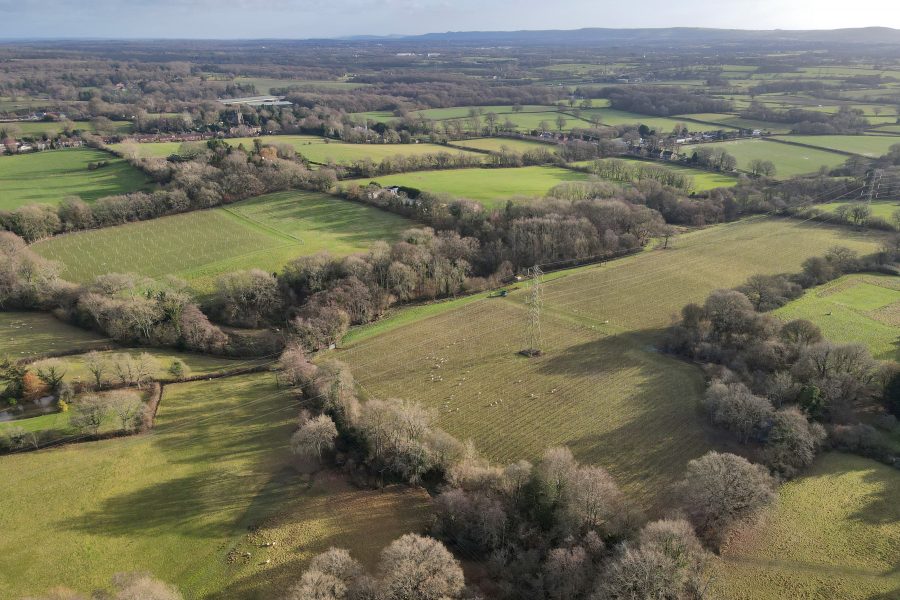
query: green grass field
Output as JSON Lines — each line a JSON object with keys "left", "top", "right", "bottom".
{"left": 683, "top": 139, "right": 847, "bottom": 178}
{"left": 109, "top": 135, "right": 325, "bottom": 159}
{"left": 0, "top": 149, "right": 151, "bottom": 210}
{"left": 571, "top": 158, "right": 739, "bottom": 192}
{"left": 28, "top": 349, "right": 267, "bottom": 386}
{"left": 110, "top": 136, "right": 476, "bottom": 165}
{"left": 4, "top": 120, "right": 131, "bottom": 137}
{"left": 344, "top": 166, "right": 591, "bottom": 207}
{"left": 31, "top": 191, "right": 410, "bottom": 292}
{"left": 580, "top": 107, "right": 730, "bottom": 132}
{"left": 774, "top": 274, "right": 899, "bottom": 360}
{"left": 676, "top": 113, "right": 792, "bottom": 134}
{"left": 338, "top": 218, "right": 884, "bottom": 509}
{"left": 0, "top": 373, "right": 430, "bottom": 599}
{"left": 0, "top": 312, "right": 109, "bottom": 358}
{"left": 777, "top": 134, "right": 900, "bottom": 157}
{"left": 814, "top": 199, "right": 900, "bottom": 222}
{"left": 714, "top": 453, "right": 900, "bottom": 600}
{"left": 448, "top": 137, "right": 556, "bottom": 153}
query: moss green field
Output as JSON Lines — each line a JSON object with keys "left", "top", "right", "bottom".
{"left": 675, "top": 113, "right": 793, "bottom": 134}
{"left": 448, "top": 137, "right": 557, "bottom": 153}
{"left": 0, "top": 373, "right": 430, "bottom": 599}
{"left": 774, "top": 274, "right": 899, "bottom": 360}
{"left": 110, "top": 136, "right": 476, "bottom": 165}
{"left": 571, "top": 158, "right": 739, "bottom": 192}
{"left": 0, "top": 312, "right": 109, "bottom": 357}
{"left": 31, "top": 191, "right": 411, "bottom": 292}
{"left": 338, "top": 218, "right": 884, "bottom": 510}
{"left": 0, "top": 149, "right": 152, "bottom": 210}
{"left": 683, "top": 139, "right": 847, "bottom": 178}
{"left": 778, "top": 134, "right": 900, "bottom": 157}
{"left": 345, "top": 166, "right": 591, "bottom": 207}
{"left": 814, "top": 199, "right": 900, "bottom": 221}
{"left": 5, "top": 120, "right": 131, "bottom": 137}
{"left": 714, "top": 453, "right": 900, "bottom": 600}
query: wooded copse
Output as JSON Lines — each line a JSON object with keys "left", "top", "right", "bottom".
{"left": 665, "top": 245, "right": 900, "bottom": 474}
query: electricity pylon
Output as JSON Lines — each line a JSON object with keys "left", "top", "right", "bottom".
{"left": 522, "top": 265, "right": 544, "bottom": 357}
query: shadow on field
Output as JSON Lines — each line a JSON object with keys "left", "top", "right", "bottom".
{"left": 62, "top": 471, "right": 251, "bottom": 538}
{"left": 534, "top": 332, "right": 719, "bottom": 512}
{"left": 849, "top": 466, "right": 900, "bottom": 528}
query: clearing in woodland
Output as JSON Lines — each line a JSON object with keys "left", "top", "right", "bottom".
{"left": 0, "top": 373, "right": 430, "bottom": 599}
{"left": 338, "top": 218, "right": 885, "bottom": 510}
{"left": 31, "top": 191, "right": 410, "bottom": 292}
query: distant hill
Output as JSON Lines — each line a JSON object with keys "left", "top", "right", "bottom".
{"left": 378, "top": 27, "right": 900, "bottom": 47}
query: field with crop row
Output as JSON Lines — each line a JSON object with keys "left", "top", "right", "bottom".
{"left": 32, "top": 191, "right": 410, "bottom": 292}
{"left": 0, "top": 149, "right": 152, "bottom": 210}
{"left": 0, "top": 372, "right": 430, "bottom": 599}
{"left": 339, "top": 218, "right": 885, "bottom": 509}
{"left": 774, "top": 274, "right": 899, "bottom": 360}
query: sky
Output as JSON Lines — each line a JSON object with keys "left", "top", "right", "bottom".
{"left": 2, "top": 0, "right": 900, "bottom": 39}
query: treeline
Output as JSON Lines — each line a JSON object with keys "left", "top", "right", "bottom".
{"left": 279, "top": 347, "right": 780, "bottom": 599}
{"left": 576, "top": 158, "right": 694, "bottom": 191}
{"left": 741, "top": 102, "right": 870, "bottom": 134}
{"left": 207, "top": 190, "right": 670, "bottom": 348}
{"left": 0, "top": 233, "right": 228, "bottom": 354}
{"left": 665, "top": 245, "right": 900, "bottom": 472}
{"left": 588, "top": 86, "right": 733, "bottom": 117}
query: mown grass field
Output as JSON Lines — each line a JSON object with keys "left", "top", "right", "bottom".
{"left": 580, "top": 107, "right": 727, "bottom": 132}
{"left": 815, "top": 199, "right": 900, "bottom": 221}
{"left": 32, "top": 191, "right": 410, "bottom": 292}
{"left": 0, "top": 312, "right": 109, "bottom": 358}
{"left": 110, "top": 136, "right": 476, "bottom": 165}
{"left": 5, "top": 120, "right": 131, "bottom": 137}
{"left": 683, "top": 139, "right": 847, "bottom": 178}
{"left": 0, "top": 149, "right": 151, "bottom": 210}
{"left": 571, "top": 158, "right": 739, "bottom": 192}
{"left": 0, "top": 373, "right": 430, "bottom": 599}
{"left": 774, "top": 274, "right": 899, "bottom": 360}
{"left": 339, "top": 218, "right": 884, "bottom": 509}
{"left": 448, "top": 137, "right": 556, "bottom": 153}
{"left": 676, "top": 113, "right": 793, "bottom": 134}
{"left": 714, "top": 453, "right": 900, "bottom": 600}
{"left": 109, "top": 135, "right": 326, "bottom": 159}
{"left": 778, "top": 134, "right": 900, "bottom": 157}
{"left": 345, "top": 166, "right": 591, "bottom": 207}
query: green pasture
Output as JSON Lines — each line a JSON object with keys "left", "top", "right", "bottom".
{"left": 344, "top": 166, "right": 591, "bottom": 207}
{"left": 0, "top": 373, "right": 429, "bottom": 599}
{"left": 0, "top": 149, "right": 152, "bottom": 210}
{"left": 31, "top": 191, "right": 410, "bottom": 292}
{"left": 0, "top": 312, "right": 109, "bottom": 358}
{"left": 448, "top": 137, "right": 557, "bottom": 153}
{"left": 683, "top": 139, "right": 847, "bottom": 178}
{"left": 815, "top": 199, "right": 900, "bottom": 222}
{"left": 777, "top": 134, "right": 900, "bottom": 157}
{"left": 676, "top": 113, "right": 792, "bottom": 134}
{"left": 715, "top": 453, "right": 900, "bottom": 600}
{"left": 774, "top": 274, "right": 899, "bottom": 360}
